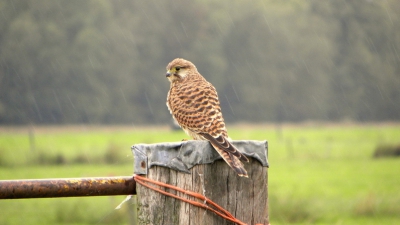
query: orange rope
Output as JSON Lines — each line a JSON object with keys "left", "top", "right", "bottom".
{"left": 133, "top": 174, "right": 247, "bottom": 225}
{"left": 134, "top": 174, "right": 235, "bottom": 218}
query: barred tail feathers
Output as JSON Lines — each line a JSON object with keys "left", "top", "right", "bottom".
{"left": 209, "top": 142, "right": 248, "bottom": 177}
{"left": 201, "top": 133, "right": 249, "bottom": 162}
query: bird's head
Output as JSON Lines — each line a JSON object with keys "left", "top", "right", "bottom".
{"left": 165, "top": 58, "right": 197, "bottom": 83}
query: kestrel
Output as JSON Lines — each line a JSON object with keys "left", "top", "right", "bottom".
{"left": 165, "top": 58, "right": 249, "bottom": 177}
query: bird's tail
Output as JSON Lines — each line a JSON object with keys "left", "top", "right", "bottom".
{"left": 200, "top": 133, "right": 249, "bottom": 177}
{"left": 211, "top": 143, "right": 248, "bottom": 177}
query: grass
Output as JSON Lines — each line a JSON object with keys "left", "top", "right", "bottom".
{"left": 1, "top": 165, "right": 133, "bottom": 225}
{"left": 0, "top": 123, "right": 399, "bottom": 224}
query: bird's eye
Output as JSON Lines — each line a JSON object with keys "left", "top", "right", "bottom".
{"left": 175, "top": 67, "right": 180, "bottom": 71}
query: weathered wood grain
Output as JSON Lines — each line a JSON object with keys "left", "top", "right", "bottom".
{"left": 137, "top": 158, "right": 268, "bottom": 225}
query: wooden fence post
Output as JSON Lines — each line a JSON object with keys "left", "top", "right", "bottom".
{"left": 133, "top": 140, "right": 269, "bottom": 225}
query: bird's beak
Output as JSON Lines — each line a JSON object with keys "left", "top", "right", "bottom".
{"left": 166, "top": 71, "right": 171, "bottom": 77}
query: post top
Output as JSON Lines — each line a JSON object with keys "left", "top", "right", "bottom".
{"left": 132, "top": 140, "right": 268, "bottom": 175}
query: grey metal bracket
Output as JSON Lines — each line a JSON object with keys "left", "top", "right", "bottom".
{"left": 132, "top": 140, "right": 268, "bottom": 175}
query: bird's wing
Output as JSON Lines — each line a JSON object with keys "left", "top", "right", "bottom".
{"left": 168, "top": 79, "right": 249, "bottom": 176}
{"left": 168, "top": 80, "right": 222, "bottom": 135}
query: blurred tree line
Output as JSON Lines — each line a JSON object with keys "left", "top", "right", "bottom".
{"left": 0, "top": 0, "right": 399, "bottom": 125}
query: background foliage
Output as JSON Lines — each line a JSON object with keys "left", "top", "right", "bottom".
{"left": 1, "top": 0, "right": 399, "bottom": 124}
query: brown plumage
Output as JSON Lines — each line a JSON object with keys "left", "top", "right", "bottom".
{"left": 165, "top": 58, "right": 249, "bottom": 177}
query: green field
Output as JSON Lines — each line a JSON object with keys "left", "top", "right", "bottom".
{"left": 0, "top": 124, "right": 399, "bottom": 224}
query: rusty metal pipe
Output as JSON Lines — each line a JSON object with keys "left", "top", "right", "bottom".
{"left": 0, "top": 176, "right": 136, "bottom": 199}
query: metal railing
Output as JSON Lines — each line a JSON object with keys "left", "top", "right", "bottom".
{"left": 0, "top": 176, "right": 136, "bottom": 199}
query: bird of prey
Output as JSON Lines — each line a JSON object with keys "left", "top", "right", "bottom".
{"left": 165, "top": 58, "right": 249, "bottom": 177}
